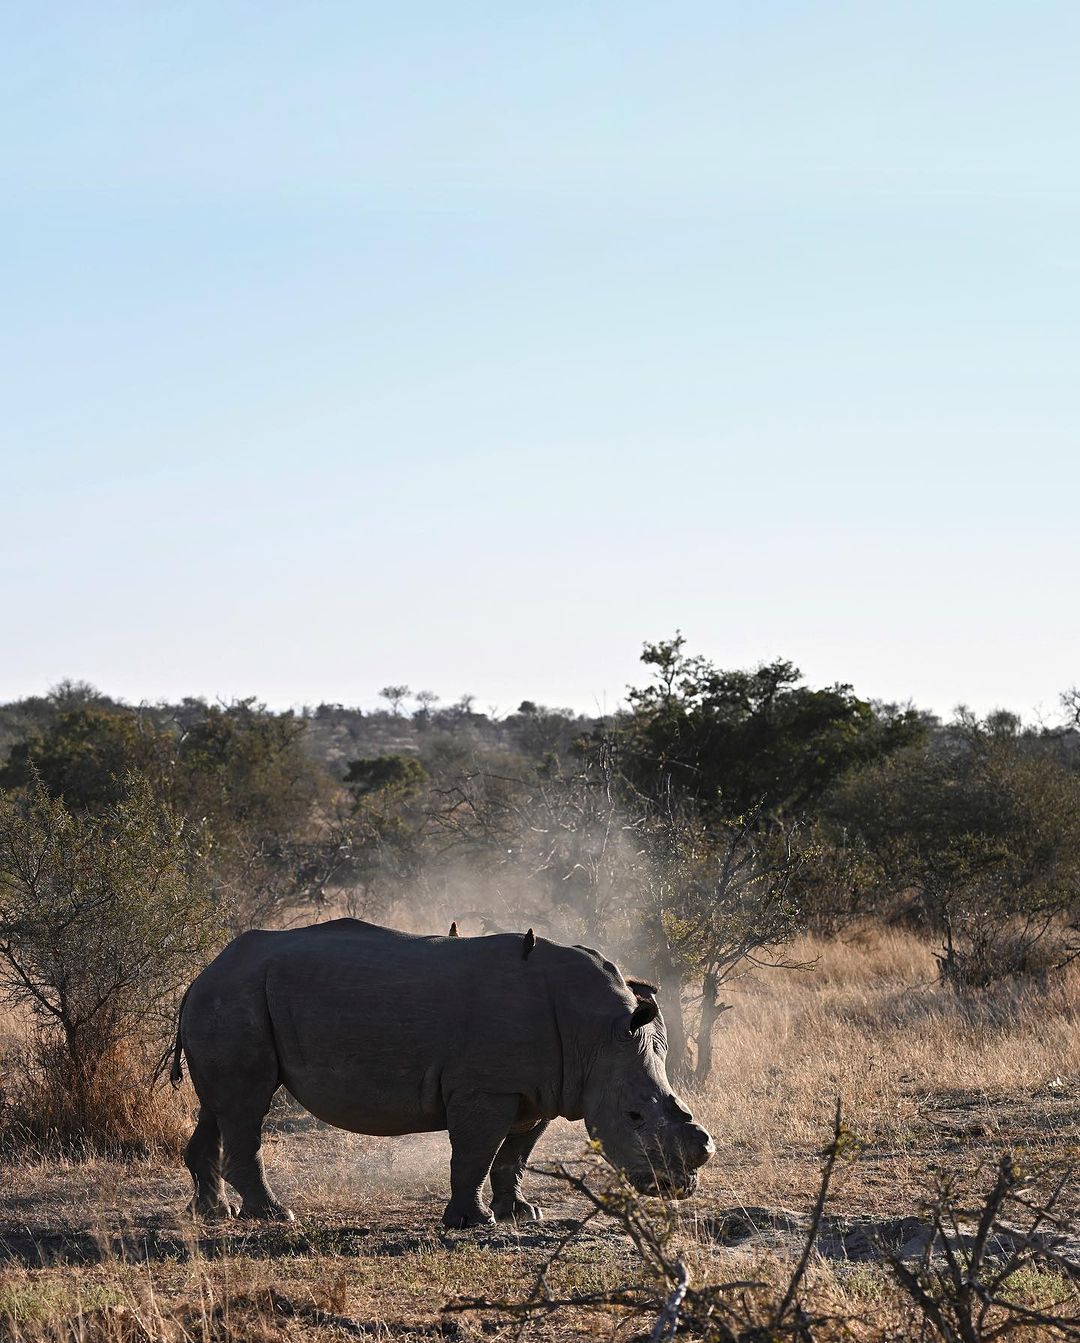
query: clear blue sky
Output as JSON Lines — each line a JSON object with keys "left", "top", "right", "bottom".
{"left": 3, "top": 3, "right": 1077, "bottom": 720}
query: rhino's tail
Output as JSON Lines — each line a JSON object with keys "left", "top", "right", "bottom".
{"left": 165, "top": 986, "right": 191, "bottom": 1089}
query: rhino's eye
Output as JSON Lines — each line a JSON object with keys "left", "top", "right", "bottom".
{"left": 626, "top": 1110, "right": 645, "bottom": 1128}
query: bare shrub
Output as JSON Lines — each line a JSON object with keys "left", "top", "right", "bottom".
{"left": 936, "top": 911, "right": 1079, "bottom": 994}
{"left": 0, "top": 776, "right": 221, "bottom": 1151}
{"left": 423, "top": 742, "right": 654, "bottom": 954}
{"left": 447, "top": 1104, "right": 858, "bottom": 1341}
{"left": 447, "top": 1114, "right": 1079, "bottom": 1343}
{"left": 637, "top": 799, "right": 809, "bottom": 1084}
{"left": 887, "top": 1153, "right": 1080, "bottom": 1341}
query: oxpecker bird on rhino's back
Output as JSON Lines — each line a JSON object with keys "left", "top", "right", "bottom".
{"left": 173, "top": 918, "right": 714, "bottom": 1227}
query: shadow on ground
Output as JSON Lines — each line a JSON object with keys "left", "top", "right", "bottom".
{"left": 3, "top": 1203, "right": 1077, "bottom": 1273}
{"left": 0, "top": 1214, "right": 626, "bottom": 1269}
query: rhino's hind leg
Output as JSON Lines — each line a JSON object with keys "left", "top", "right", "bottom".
{"left": 184, "top": 1109, "right": 238, "bottom": 1219}
{"left": 182, "top": 982, "right": 292, "bottom": 1222}
{"left": 490, "top": 1119, "right": 549, "bottom": 1223}
{"left": 218, "top": 1108, "right": 295, "bottom": 1221}
{"left": 443, "top": 1094, "right": 522, "bottom": 1230}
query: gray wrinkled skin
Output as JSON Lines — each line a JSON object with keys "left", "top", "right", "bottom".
{"left": 175, "top": 919, "right": 714, "bottom": 1228}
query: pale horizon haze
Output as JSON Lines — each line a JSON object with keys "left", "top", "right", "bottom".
{"left": 3, "top": 3, "right": 1078, "bottom": 723}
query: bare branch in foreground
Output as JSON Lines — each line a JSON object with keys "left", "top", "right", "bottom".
{"left": 445, "top": 1104, "right": 853, "bottom": 1341}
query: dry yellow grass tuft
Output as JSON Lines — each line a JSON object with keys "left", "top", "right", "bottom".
{"left": 696, "top": 928, "right": 1080, "bottom": 1209}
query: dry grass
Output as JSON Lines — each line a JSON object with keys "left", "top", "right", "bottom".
{"left": 0, "top": 923, "right": 1076, "bottom": 1341}
{"left": 0, "top": 999, "right": 192, "bottom": 1160}
{"left": 697, "top": 927, "right": 1080, "bottom": 1210}
{"left": 0, "top": 1040, "right": 192, "bottom": 1161}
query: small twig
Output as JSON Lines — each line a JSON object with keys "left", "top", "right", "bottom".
{"left": 649, "top": 1258, "right": 689, "bottom": 1343}
{"left": 774, "top": 1096, "right": 846, "bottom": 1325}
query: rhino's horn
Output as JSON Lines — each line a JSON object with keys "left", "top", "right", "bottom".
{"left": 522, "top": 928, "right": 536, "bottom": 960}
{"left": 448, "top": 921, "right": 459, "bottom": 938}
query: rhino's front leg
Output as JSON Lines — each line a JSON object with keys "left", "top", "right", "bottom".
{"left": 443, "top": 1094, "right": 521, "bottom": 1229}
{"left": 490, "top": 1119, "right": 549, "bottom": 1223}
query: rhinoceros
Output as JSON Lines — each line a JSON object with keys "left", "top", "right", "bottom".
{"left": 171, "top": 918, "right": 714, "bottom": 1227}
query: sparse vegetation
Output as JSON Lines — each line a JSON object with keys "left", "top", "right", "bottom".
{"left": 0, "top": 643, "right": 1077, "bottom": 1337}
{"left": 0, "top": 923, "right": 1072, "bottom": 1339}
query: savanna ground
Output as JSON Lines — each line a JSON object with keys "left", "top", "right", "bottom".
{"left": 0, "top": 926, "right": 1077, "bottom": 1341}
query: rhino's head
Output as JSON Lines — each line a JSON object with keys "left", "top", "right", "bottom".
{"left": 581, "top": 982, "right": 714, "bottom": 1197}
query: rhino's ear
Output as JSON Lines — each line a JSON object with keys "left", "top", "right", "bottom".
{"left": 626, "top": 977, "right": 658, "bottom": 1000}
{"left": 448, "top": 921, "right": 459, "bottom": 938}
{"left": 522, "top": 928, "right": 536, "bottom": 960}
{"left": 629, "top": 999, "right": 659, "bottom": 1033}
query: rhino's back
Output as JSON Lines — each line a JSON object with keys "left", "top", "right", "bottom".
{"left": 260, "top": 917, "right": 444, "bottom": 982}
{"left": 258, "top": 917, "right": 520, "bottom": 1000}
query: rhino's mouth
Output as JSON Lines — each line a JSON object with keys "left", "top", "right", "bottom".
{"left": 628, "top": 1169, "right": 699, "bottom": 1199}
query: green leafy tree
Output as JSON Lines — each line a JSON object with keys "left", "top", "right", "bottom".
{"left": 339, "top": 755, "right": 429, "bottom": 916}
{"left": 379, "top": 685, "right": 411, "bottom": 716}
{"left": 619, "top": 634, "right": 924, "bottom": 821}
{"left": 344, "top": 754, "right": 427, "bottom": 800}
{"left": 0, "top": 706, "right": 170, "bottom": 811}
{"left": 826, "top": 723, "right": 1080, "bottom": 987}
{"left": 413, "top": 690, "right": 440, "bottom": 724}
{"left": 173, "top": 700, "right": 322, "bottom": 834}
{"left": 171, "top": 700, "right": 332, "bottom": 926}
